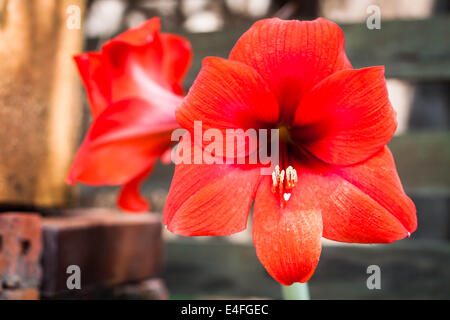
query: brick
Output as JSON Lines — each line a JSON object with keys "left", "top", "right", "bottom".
{"left": 41, "top": 209, "right": 163, "bottom": 297}
{"left": 0, "top": 288, "right": 39, "bottom": 300}
{"left": 0, "top": 213, "right": 42, "bottom": 292}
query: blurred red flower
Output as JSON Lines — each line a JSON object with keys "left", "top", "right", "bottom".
{"left": 67, "top": 18, "right": 192, "bottom": 212}
{"left": 164, "top": 18, "right": 417, "bottom": 285}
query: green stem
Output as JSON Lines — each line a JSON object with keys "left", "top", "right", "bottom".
{"left": 281, "top": 282, "right": 310, "bottom": 300}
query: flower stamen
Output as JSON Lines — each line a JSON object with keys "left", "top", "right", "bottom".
{"left": 271, "top": 165, "right": 297, "bottom": 208}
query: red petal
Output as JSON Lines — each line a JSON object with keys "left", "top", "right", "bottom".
{"left": 117, "top": 162, "right": 156, "bottom": 213}
{"left": 290, "top": 147, "right": 416, "bottom": 243}
{"left": 322, "top": 147, "right": 417, "bottom": 242}
{"left": 176, "top": 57, "right": 279, "bottom": 133}
{"left": 293, "top": 67, "right": 397, "bottom": 165}
{"left": 229, "top": 18, "right": 351, "bottom": 122}
{"left": 112, "top": 17, "right": 161, "bottom": 46}
{"left": 101, "top": 20, "right": 183, "bottom": 108}
{"left": 163, "top": 142, "right": 261, "bottom": 236}
{"left": 74, "top": 53, "right": 111, "bottom": 117}
{"left": 74, "top": 18, "right": 189, "bottom": 118}
{"left": 67, "top": 98, "right": 177, "bottom": 185}
{"left": 161, "top": 33, "right": 193, "bottom": 95}
{"left": 252, "top": 176, "right": 322, "bottom": 285}
{"left": 176, "top": 57, "right": 279, "bottom": 159}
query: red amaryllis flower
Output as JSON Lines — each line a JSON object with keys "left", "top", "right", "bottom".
{"left": 68, "top": 18, "right": 192, "bottom": 212}
{"left": 164, "top": 18, "right": 417, "bottom": 285}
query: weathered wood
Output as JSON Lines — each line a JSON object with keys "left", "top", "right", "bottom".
{"left": 318, "top": 0, "right": 441, "bottom": 23}
{"left": 388, "top": 132, "right": 450, "bottom": 194}
{"left": 0, "top": 0, "right": 85, "bottom": 206}
{"left": 411, "top": 194, "right": 449, "bottom": 241}
{"left": 46, "top": 278, "right": 169, "bottom": 300}
{"left": 40, "top": 209, "right": 163, "bottom": 297}
{"left": 342, "top": 16, "right": 450, "bottom": 81}
{"left": 182, "top": 16, "right": 450, "bottom": 86}
{"left": 165, "top": 240, "right": 279, "bottom": 300}
{"left": 110, "top": 278, "right": 168, "bottom": 300}
{"left": 165, "top": 240, "right": 450, "bottom": 299}
{"left": 0, "top": 213, "right": 42, "bottom": 300}
{"left": 312, "top": 241, "right": 450, "bottom": 299}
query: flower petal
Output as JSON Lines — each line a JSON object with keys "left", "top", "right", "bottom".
{"left": 289, "top": 147, "right": 416, "bottom": 243}
{"left": 229, "top": 17, "right": 351, "bottom": 122}
{"left": 74, "top": 53, "right": 111, "bottom": 117}
{"left": 67, "top": 98, "right": 177, "bottom": 185}
{"left": 322, "top": 146, "right": 417, "bottom": 242}
{"left": 160, "top": 33, "right": 193, "bottom": 95}
{"left": 176, "top": 57, "right": 279, "bottom": 160}
{"left": 112, "top": 17, "right": 161, "bottom": 46}
{"left": 176, "top": 57, "right": 279, "bottom": 133}
{"left": 101, "top": 19, "right": 183, "bottom": 108}
{"left": 164, "top": 141, "right": 261, "bottom": 236}
{"left": 292, "top": 67, "right": 397, "bottom": 165}
{"left": 117, "top": 162, "right": 156, "bottom": 213}
{"left": 252, "top": 176, "right": 322, "bottom": 285}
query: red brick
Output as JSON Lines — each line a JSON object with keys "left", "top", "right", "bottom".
{"left": 0, "top": 213, "right": 42, "bottom": 291}
{"left": 41, "top": 208, "right": 163, "bottom": 297}
{"left": 0, "top": 288, "right": 39, "bottom": 300}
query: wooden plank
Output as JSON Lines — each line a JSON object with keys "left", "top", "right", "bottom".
{"left": 318, "top": 0, "right": 440, "bottom": 23}
{"left": 165, "top": 240, "right": 450, "bottom": 299}
{"left": 182, "top": 16, "right": 450, "bottom": 86}
{"left": 165, "top": 240, "right": 280, "bottom": 300}
{"left": 47, "top": 278, "right": 169, "bottom": 300}
{"left": 40, "top": 209, "right": 163, "bottom": 297}
{"left": 342, "top": 16, "right": 450, "bottom": 81}
{"left": 0, "top": 213, "right": 42, "bottom": 300}
{"left": 109, "top": 278, "right": 168, "bottom": 300}
{"left": 411, "top": 194, "right": 449, "bottom": 241}
{"left": 0, "top": 0, "right": 85, "bottom": 207}
{"left": 388, "top": 132, "right": 450, "bottom": 194}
